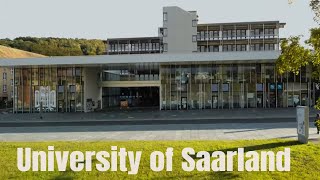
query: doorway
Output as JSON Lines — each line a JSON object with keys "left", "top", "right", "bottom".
{"left": 181, "top": 97, "right": 187, "bottom": 110}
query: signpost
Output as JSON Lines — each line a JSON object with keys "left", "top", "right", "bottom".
{"left": 296, "top": 106, "right": 309, "bottom": 144}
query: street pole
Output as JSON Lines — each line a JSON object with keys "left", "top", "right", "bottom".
{"left": 40, "top": 101, "right": 43, "bottom": 119}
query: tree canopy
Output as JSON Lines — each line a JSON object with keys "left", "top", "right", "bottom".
{"left": 309, "top": 0, "right": 320, "bottom": 23}
{"left": 277, "top": 1, "right": 320, "bottom": 108}
{"left": 0, "top": 37, "right": 106, "bottom": 56}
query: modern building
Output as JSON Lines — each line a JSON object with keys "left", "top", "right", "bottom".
{"left": 0, "top": 6, "right": 315, "bottom": 113}
{"left": 0, "top": 45, "right": 46, "bottom": 108}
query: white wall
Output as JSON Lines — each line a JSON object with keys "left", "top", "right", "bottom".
{"left": 163, "top": 6, "right": 198, "bottom": 53}
{"left": 83, "top": 67, "right": 102, "bottom": 112}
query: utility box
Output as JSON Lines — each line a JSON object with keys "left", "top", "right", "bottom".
{"left": 296, "top": 106, "right": 309, "bottom": 144}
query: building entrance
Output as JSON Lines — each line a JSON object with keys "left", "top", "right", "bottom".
{"left": 102, "top": 87, "right": 159, "bottom": 109}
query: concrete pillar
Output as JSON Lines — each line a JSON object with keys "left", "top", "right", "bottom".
{"left": 83, "top": 67, "right": 102, "bottom": 113}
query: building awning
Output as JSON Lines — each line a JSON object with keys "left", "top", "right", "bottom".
{"left": 0, "top": 51, "right": 281, "bottom": 67}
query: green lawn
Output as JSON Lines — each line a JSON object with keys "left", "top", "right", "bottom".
{"left": 0, "top": 140, "right": 319, "bottom": 180}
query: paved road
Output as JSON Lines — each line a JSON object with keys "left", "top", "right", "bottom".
{"left": 0, "top": 108, "right": 319, "bottom": 142}
{"left": 0, "top": 108, "right": 318, "bottom": 127}
{"left": 0, "top": 122, "right": 318, "bottom": 142}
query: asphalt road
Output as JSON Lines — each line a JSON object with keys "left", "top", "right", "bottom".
{"left": 0, "top": 117, "right": 312, "bottom": 127}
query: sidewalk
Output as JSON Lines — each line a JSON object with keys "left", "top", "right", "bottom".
{"left": 0, "top": 108, "right": 318, "bottom": 126}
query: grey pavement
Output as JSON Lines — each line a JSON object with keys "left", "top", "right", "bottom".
{"left": 0, "top": 122, "right": 318, "bottom": 142}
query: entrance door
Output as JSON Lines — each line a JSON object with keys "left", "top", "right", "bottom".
{"left": 58, "top": 100, "right": 64, "bottom": 112}
{"left": 70, "top": 100, "right": 75, "bottom": 112}
{"left": 181, "top": 97, "right": 187, "bottom": 110}
{"left": 301, "top": 93, "right": 308, "bottom": 106}
{"left": 257, "top": 93, "right": 263, "bottom": 108}
{"left": 212, "top": 94, "right": 218, "bottom": 109}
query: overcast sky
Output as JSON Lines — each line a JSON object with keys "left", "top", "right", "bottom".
{"left": 0, "top": 0, "right": 318, "bottom": 41}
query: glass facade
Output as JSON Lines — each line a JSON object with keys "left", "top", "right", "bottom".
{"left": 14, "top": 66, "right": 84, "bottom": 113}
{"left": 160, "top": 63, "right": 313, "bottom": 110}
{"left": 12, "top": 63, "right": 317, "bottom": 113}
{"left": 102, "top": 63, "right": 160, "bottom": 81}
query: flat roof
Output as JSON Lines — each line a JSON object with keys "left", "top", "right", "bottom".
{"left": 106, "top": 36, "right": 161, "bottom": 42}
{"left": 0, "top": 51, "right": 281, "bottom": 67}
{"left": 198, "top": 21, "right": 286, "bottom": 27}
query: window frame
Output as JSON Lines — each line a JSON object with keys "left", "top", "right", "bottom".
{"left": 192, "top": 19, "right": 197, "bottom": 27}
{"left": 3, "top": 85, "right": 6, "bottom": 93}
{"left": 192, "top": 35, "right": 197, "bottom": 42}
{"left": 163, "top": 12, "right": 168, "bottom": 22}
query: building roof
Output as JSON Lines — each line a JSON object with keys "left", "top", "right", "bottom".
{"left": 198, "top": 21, "right": 286, "bottom": 27}
{"left": 0, "top": 51, "right": 281, "bottom": 67}
{"left": 106, "top": 36, "right": 161, "bottom": 42}
{"left": 0, "top": 45, "right": 46, "bottom": 59}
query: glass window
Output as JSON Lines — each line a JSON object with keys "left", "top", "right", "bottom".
{"left": 255, "top": 29, "right": 260, "bottom": 37}
{"left": 192, "top": 35, "right": 197, "bottom": 42}
{"left": 241, "top": 30, "right": 246, "bottom": 38}
{"left": 214, "top": 31, "right": 219, "bottom": 40}
{"left": 236, "top": 45, "right": 241, "bottom": 51}
{"left": 256, "top": 83, "right": 263, "bottom": 92}
{"left": 163, "top": 12, "right": 168, "bottom": 21}
{"left": 192, "top": 20, "right": 197, "bottom": 27}
{"left": 241, "top": 44, "right": 246, "bottom": 51}
{"left": 163, "top": 43, "right": 168, "bottom": 52}
{"left": 163, "top": 28, "right": 168, "bottom": 37}
{"left": 200, "top": 31, "right": 205, "bottom": 40}
{"left": 232, "top": 30, "right": 236, "bottom": 38}
{"left": 3, "top": 85, "right": 6, "bottom": 93}
{"left": 223, "top": 30, "right": 227, "bottom": 39}
{"left": 209, "top": 31, "right": 214, "bottom": 40}
{"left": 142, "top": 43, "right": 146, "bottom": 51}
{"left": 205, "top": 31, "right": 209, "bottom": 40}
{"left": 222, "top": 84, "right": 229, "bottom": 92}
{"left": 58, "top": 85, "right": 64, "bottom": 93}
{"left": 237, "top": 30, "right": 241, "bottom": 38}
{"left": 212, "top": 84, "right": 219, "bottom": 92}
{"left": 209, "top": 46, "right": 214, "bottom": 52}
{"left": 227, "top": 30, "right": 232, "bottom": 39}
{"left": 3, "top": 72, "right": 6, "bottom": 80}
{"left": 214, "top": 46, "right": 219, "bottom": 52}
{"left": 69, "top": 85, "right": 76, "bottom": 93}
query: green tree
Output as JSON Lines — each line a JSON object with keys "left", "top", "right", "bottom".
{"left": 0, "top": 37, "right": 106, "bottom": 56}
{"left": 276, "top": 30, "right": 320, "bottom": 109}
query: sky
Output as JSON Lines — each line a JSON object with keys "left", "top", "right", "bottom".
{"left": 0, "top": 0, "right": 318, "bottom": 41}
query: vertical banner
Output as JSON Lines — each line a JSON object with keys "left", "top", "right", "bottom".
{"left": 296, "top": 106, "right": 309, "bottom": 144}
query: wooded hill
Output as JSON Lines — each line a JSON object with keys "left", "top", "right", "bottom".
{"left": 0, "top": 37, "right": 106, "bottom": 56}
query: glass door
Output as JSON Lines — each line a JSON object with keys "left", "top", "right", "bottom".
{"left": 58, "top": 100, "right": 64, "bottom": 112}
{"left": 70, "top": 100, "right": 75, "bottom": 112}
{"left": 240, "top": 83, "right": 245, "bottom": 108}
{"left": 212, "top": 94, "right": 218, "bottom": 109}
{"left": 181, "top": 97, "right": 187, "bottom": 110}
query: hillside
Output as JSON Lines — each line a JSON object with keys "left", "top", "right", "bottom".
{"left": 0, "top": 45, "right": 46, "bottom": 58}
{"left": 0, "top": 37, "right": 106, "bottom": 56}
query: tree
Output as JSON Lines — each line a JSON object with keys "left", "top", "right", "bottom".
{"left": 277, "top": 1, "right": 320, "bottom": 109}
{"left": 276, "top": 30, "right": 320, "bottom": 109}
{"left": 276, "top": 36, "right": 311, "bottom": 75}
{"left": 310, "top": 0, "right": 320, "bottom": 23}
{"left": 0, "top": 37, "right": 106, "bottom": 56}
